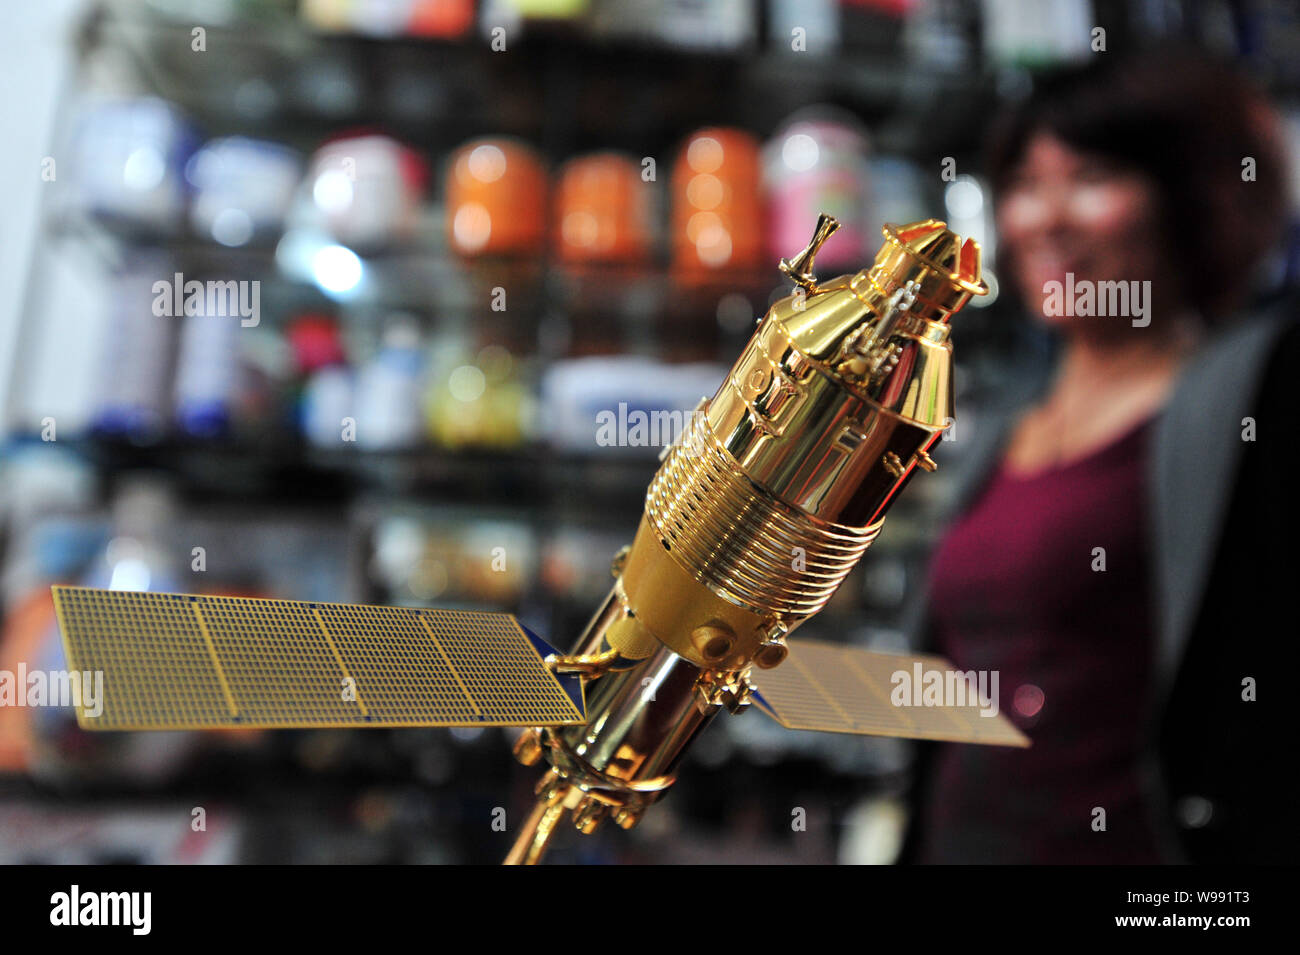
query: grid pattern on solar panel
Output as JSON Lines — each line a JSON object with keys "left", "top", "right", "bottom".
{"left": 54, "top": 588, "right": 233, "bottom": 729}
{"left": 52, "top": 587, "right": 584, "bottom": 730}
{"left": 202, "top": 597, "right": 385, "bottom": 725}
{"left": 750, "top": 642, "right": 848, "bottom": 730}
{"left": 421, "top": 608, "right": 582, "bottom": 724}
{"left": 751, "top": 639, "right": 1029, "bottom": 747}
{"left": 317, "top": 603, "right": 481, "bottom": 724}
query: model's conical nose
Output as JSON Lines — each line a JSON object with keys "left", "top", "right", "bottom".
{"left": 870, "top": 220, "right": 988, "bottom": 324}
{"left": 888, "top": 219, "right": 986, "bottom": 293}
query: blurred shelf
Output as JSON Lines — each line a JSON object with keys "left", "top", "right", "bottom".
{"left": 44, "top": 211, "right": 787, "bottom": 325}
{"left": 83, "top": 0, "right": 998, "bottom": 157}
{"left": 31, "top": 434, "right": 658, "bottom": 514}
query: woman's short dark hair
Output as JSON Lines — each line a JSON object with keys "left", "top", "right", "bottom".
{"left": 986, "top": 46, "right": 1290, "bottom": 322}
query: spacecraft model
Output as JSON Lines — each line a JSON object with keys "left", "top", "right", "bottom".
{"left": 52, "top": 215, "right": 1028, "bottom": 866}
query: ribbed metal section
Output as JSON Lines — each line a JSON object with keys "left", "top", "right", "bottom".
{"left": 644, "top": 416, "right": 880, "bottom": 618}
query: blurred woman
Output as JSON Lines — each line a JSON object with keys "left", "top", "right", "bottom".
{"left": 906, "top": 47, "right": 1299, "bottom": 863}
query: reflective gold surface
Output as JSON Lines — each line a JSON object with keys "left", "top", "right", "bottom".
{"left": 507, "top": 217, "right": 999, "bottom": 863}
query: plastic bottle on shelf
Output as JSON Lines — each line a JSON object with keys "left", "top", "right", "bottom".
{"left": 186, "top": 136, "right": 302, "bottom": 248}
{"left": 354, "top": 320, "right": 427, "bottom": 450}
{"left": 305, "top": 133, "right": 428, "bottom": 252}
{"left": 424, "top": 325, "right": 534, "bottom": 450}
{"left": 763, "top": 107, "right": 873, "bottom": 274}
{"left": 68, "top": 97, "right": 198, "bottom": 236}
{"left": 445, "top": 137, "right": 549, "bottom": 259}
{"left": 670, "top": 127, "right": 765, "bottom": 283}
{"left": 89, "top": 255, "right": 178, "bottom": 443}
{"left": 553, "top": 152, "right": 653, "bottom": 268}
{"left": 296, "top": 317, "right": 357, "bottom": 449}
{"left": 173, "top": 299, "right": 243, "bottom": 440}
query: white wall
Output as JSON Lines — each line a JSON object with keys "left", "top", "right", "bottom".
{"left": 0, "top": 0, "right": 90, "bottom": 431}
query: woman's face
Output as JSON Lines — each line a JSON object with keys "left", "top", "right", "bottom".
{"left": 997, "top": 132, "right": 1167, "bottom": 331}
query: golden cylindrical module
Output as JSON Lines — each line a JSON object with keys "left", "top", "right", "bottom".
{"left": 506, "top": 216, "right": 987, "bottom": 864}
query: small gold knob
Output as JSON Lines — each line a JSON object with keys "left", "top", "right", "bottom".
{"left": 534, "top": 771, "right": 567, "bottom": 804}
{"left": 779, "top": 213, "right": 840, "bottom": 290}
{"left": 693, "top": 625, "right": 735, "bottom": 663}
{"left": 754, "top": 639, "right": 788, "bottom": 670}
{"left": 915, "top": 450, "right": 938, "bottom": 472}
{"left": 754, "top": 617, "right": 789, "bottom": 669}
{"left": 613, "top": 807, "right": 643, "bottom": 830}
{"left": 882, "top": 451, "right": 905, "bottom": 478}
{"left": 573, "top": 796, "right": 608, "bottom": 834}
{"left": 512, "top": 728, "right": 544, "bottom": 766}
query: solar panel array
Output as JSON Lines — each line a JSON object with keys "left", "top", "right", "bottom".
{"left": 52, "top": 586, "right": 585, "bottom": 731}
{"left": 751, "top": 638, "right": 1030, "bottom": 747}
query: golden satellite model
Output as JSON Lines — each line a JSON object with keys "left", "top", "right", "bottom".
{"left": 53, "top": 215, "right": 1028, "bottom": 865}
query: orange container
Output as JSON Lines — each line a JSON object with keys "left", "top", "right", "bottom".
{"left": 670, "top": 127, "right": 765, "bottom": 280}
{"left": 446, "top": 137, "right": 549, "bottom": 257}
{"left": 554, "top": 153, "right": 653, "bottom": 266}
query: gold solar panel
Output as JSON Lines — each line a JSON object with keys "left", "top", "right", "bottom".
{"left": 51, "top": 586, "right": 585, "bottom": 731}
{"left": 750, "top": 639, "right": 1029, "bottom": 747}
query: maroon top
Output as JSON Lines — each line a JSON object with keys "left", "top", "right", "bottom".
{"left": 916, "top": 415, "right": 1163, "bottom": 863}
